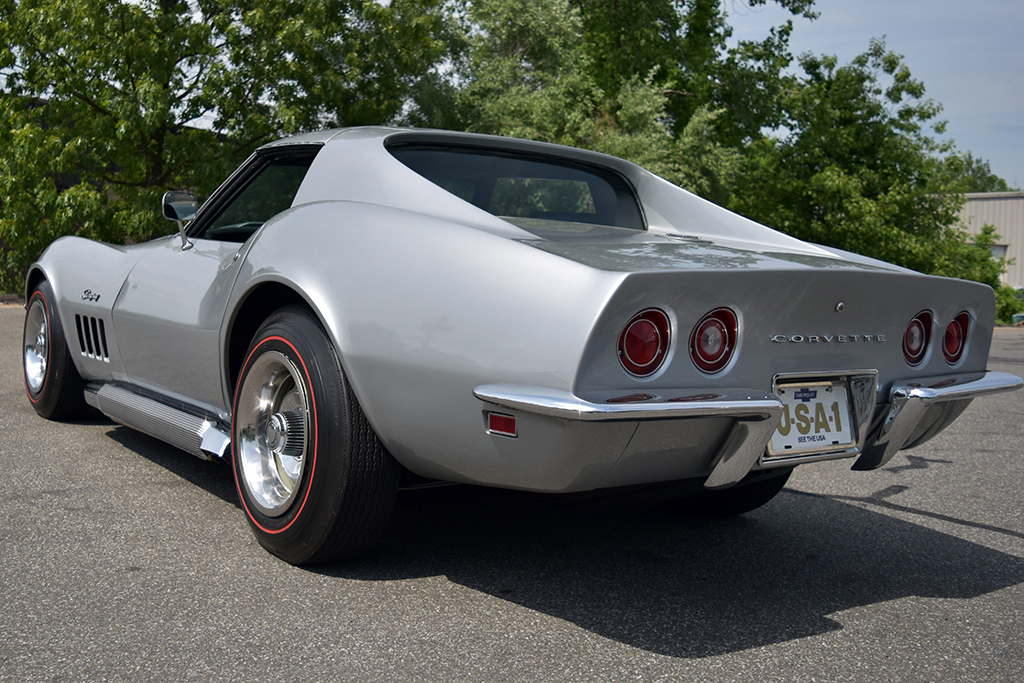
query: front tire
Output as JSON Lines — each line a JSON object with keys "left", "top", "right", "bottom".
{"left": 23, "top": 281, "right": 88, "bottom": 420}
{"left": 232, "top": 306, "right": 399, "bottom": 565}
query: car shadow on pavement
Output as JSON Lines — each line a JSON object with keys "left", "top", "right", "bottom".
{"left": 327, "top": 483, "right": 1024, "bottom": 659}
{"left": 99, "top": 421, "right": 1024, "bottom": 659}
{"left": 103, "top": 422, "right": 240, "bottom": 509}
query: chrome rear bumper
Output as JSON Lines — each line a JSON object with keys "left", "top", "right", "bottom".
{"left": 475, "top": 370, "right": 1022, "bottom": 490}
{"left": 473, "top": 385, "right": 783, "bottom": 489}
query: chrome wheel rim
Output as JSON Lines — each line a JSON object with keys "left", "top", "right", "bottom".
{"left": 236, "top": 350, "right": 310, "bottom": 517}
{"left": 24, "top": 299, "right": 49, "bottom": 394}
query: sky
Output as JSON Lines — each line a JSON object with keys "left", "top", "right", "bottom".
{"left": 726, "top": 0, "right": 1024, "bottom": 188}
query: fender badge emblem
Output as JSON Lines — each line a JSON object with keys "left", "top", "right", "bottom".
{"left": 82, "top": 290, "right": 101, "bottom": 302}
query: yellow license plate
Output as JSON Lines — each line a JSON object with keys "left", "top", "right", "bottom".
{"left": 768, "top": 380, "right": 854, "bottom": 456}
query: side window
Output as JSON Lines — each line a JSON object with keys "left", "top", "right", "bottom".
{"left": 199, "top": 151, "right": 318, "bottom": 242}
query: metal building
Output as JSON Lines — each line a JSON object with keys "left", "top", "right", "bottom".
{"left": 959, "top": 191, "right": 1024, "bottom": 290}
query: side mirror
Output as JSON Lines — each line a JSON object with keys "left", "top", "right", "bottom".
{"left": 161, "top": 191, "right": 198, "bottom": 250}
{"left": 161, "top": 191, "right": 198, "bottom": 222}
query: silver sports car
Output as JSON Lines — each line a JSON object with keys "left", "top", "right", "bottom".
{"left": 22, "top": 126, "right": 1023, "bottom": 565}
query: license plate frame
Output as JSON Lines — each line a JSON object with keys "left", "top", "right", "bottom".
{"left": 767, "top": 379, "right": 856, "bottom": 457}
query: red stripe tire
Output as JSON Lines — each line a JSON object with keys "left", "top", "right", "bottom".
{"left": 231, "top": 306, "right": 399, "bottom": 565}
{"left": 23, "top": 281, "right": 88, "bottom": 420}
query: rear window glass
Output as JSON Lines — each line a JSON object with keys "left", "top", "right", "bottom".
{"left": 388, "top": 144, "right": 644, "bottom": 231}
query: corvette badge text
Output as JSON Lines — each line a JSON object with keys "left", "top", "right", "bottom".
{"left": 770, "top": 334, "right": 886, "bottom": 343}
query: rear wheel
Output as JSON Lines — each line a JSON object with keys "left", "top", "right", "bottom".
{"left": 681, "top": 468, "right": 792, "bottom": 518}
{"left": 232, "top": 306, "right": 399, "bottom": 565}
{"left": 23, "top": 281, "right": 88, "bottom": 420}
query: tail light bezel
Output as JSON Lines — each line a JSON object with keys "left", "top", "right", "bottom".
{"left": 942, "top": 311, "right": 971, "bottom": 365}
{"left": 903, "top": 310, "right": 933, "bottom": 366}
{"left": 617, "top": 308, "right": 672, "bottom": 378}
{"left": 689, "top": 307, "right": 739, "bottom": 375}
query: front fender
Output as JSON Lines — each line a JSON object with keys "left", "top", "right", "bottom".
{"left": 29, "top": 236, "right": 153, "bottom": 382}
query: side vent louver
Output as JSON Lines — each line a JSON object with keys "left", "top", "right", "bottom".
{"left": 75, "top": 314, "right": 110, "bottom": 362}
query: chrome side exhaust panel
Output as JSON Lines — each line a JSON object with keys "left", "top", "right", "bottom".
{"left": 84, "top": 384, "right": 231, "bottom": 461}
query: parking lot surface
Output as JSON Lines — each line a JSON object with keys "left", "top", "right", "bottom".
{"left": 2, "top": 303, "right": 1023, "bottom": 681}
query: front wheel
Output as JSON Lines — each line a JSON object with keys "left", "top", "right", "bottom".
{"left": 23, "top": 281, "right": 87, "bottom": 420}
{"left": 232, "top": 306, "right": 399, "bottom": 565}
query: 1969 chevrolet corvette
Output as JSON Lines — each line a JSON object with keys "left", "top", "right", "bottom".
{"left": 23, "top": 126, "right": 1023, "bottom": 564}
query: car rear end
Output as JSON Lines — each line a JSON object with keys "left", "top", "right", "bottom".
{"left": 475, "top": 243, "right": 1021, "bottom": 491}
{"left": 368, "top": 127, "right": 1020, "bottom": 492}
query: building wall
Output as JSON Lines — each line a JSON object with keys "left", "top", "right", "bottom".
{"left": 959, "top": 191, "right": 1024, "bottom": 290}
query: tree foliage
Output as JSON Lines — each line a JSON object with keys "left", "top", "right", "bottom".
{"left": 565, "top": 0, "right": 815, "bottom": 144}
{"left": 729, "top": 40, "right": 1007, "bottom": 292}
{"left": 937, "top": 152, "right": 1016, "bottom": 193}
{"left": 0, "top": 0, "right": 446, "bottom": 291}
{"left": 0, "top": 0, "right": 1017, "bottom": 304}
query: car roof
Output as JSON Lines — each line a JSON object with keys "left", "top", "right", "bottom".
{"left": 267, "top": 126, "right": 903, "bottom": 271}
{"left": 261, "top": 126, "right": 639, "bottom": 174}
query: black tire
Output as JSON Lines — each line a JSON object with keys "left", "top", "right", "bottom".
{"left": 23, "top": 281, "right": 88, "bottom": 420}
{"left": 680, "top": 468, "right": 793, "bottom": 518}
{"left": 231, "top": 306, "right": 399, "bottom": 565}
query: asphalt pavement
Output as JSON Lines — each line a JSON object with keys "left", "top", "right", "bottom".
{"left": 1, "top": 303, "right": 1022, "bottom": 682}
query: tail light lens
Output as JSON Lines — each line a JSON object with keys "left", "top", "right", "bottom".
{"left": 689, "top": 308, "right": 738, "bottom": 374}
{"left": 903, "top": 311, "right": 932, "bottom": 366}
{"left": 943, "top": 311, "right": 970, "bottom": 364}
{"left": 618, "top": 308, "right": 671, "bottom": 377}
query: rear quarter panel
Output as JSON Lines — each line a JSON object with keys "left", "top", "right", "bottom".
{"left": 231, "top": 201, "right": 630, "bottom": 488}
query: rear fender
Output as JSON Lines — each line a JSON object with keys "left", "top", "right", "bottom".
{"left": 231, "top": 201, "right": 626, "bottom": 488}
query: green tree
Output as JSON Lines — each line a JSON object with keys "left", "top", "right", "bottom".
{"left": 0, "top": 0, "right": 446, "bottom": 292}
{"left": 404, "top": 0, "right": 743, "bottom": 202}
{"left": 730, "top": 40, "right": 999, "bottom": 281}
{"left": 936, "top": 152, "right": 1016, "bottom": 193}
{"left": 567, "top": 0, "right": 816, "bottom": 145}
{"left": 453, "top": 0, "right": 598, "bottom": 144}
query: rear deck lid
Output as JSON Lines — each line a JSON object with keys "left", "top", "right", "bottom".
{"left": 510, "top": 219, "right": 904, "bottom": 275}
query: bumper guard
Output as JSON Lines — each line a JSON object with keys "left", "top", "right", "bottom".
{"left": 852, "top": 370, "right": 1023, "bottom": 470}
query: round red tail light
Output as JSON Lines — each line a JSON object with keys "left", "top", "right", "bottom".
{"left": 689, "top": 308, "right": 738, "bottom": 374}
{"left": 618, "top": 309, "right": 671, "bottom": 377}
{"left": 943, "top": 311, "right": 970, "bottom": 364}
{"left": 903, "top": 311, "right": 932, "bottom": 366}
